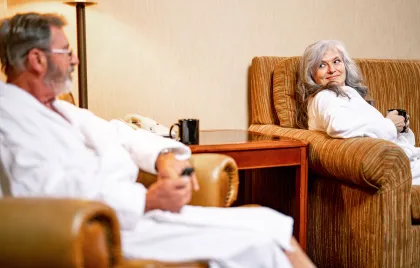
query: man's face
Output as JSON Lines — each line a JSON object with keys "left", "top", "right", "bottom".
{"left": 313, "top": 47, "right": 346, "bottom": 87}
{"left": 44, "top": 26, "right": 79, "bottom": 95}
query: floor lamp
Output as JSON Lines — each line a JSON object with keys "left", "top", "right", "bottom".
{"left": 64, "top": 0, "right": 97, "bottom": 109}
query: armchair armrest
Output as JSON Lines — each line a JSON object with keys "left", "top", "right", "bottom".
{"left": 137, "top": 153, "right": 239, "bottom": 207}
{"left": 118, "top": 259, "right": 207, "bottom": 268}
{"left": 250, "top": 124, "right": 412, "bottom": 191}
{"left": 0, "top": 198, "right": 123, "bottom": 268}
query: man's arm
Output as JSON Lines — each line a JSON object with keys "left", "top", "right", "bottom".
{"left": 53, "top": 101, "right": 197, "bottom": 212}
{"left": 55, "top": 100, "right": 192, "bottom": 174}
{"left": 105, "top": 119, "right": 192, "bottom": 174}
{"left": 0, "top": 134, "right": 147, "bottom": 230}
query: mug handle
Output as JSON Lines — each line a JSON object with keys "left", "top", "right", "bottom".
{"left": 169, "top": 123, "right": 180, "bottom": 140}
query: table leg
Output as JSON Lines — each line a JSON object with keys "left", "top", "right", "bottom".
{"left": 243, "top": 169, "right": 253, "bottom": 204}
{"left": 295, "top": 147, "right": 308, "bottom": 251}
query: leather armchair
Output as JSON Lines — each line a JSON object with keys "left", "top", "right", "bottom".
{"left": 0, "top": 153, "right": 238, "bottom": 268}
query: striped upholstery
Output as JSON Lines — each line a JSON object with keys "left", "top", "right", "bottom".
{"left": 413, "top": 226, "right": 420, "bottom": 267}
{"left": 412, "top": 186, "right": 420, "bottom": 223}
{"left": 249, "top": 57, "right": 420, "bottom": 268}
{"left": 273, "top": 57, "right": 300, "bottom": 128}
{"left": 250, "top": 56, "right": 286, "bottom": 125}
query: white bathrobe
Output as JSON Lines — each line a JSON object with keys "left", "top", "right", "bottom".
{"left": 308, "top": 86, "right": 420, "bottom": 185}
{"left": 0, "top": 82, "right": 294, "bottom": 268}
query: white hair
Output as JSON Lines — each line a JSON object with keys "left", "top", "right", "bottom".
{"left": 295, "top": 40, "right": 368, "bottom": 129}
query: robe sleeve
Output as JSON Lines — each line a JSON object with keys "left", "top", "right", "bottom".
{"left": 311, "top": 91, "right": 397, "bottom": 141}
{"left": 56, "top": 101, "right": 191, "bottom": 174}
{"left": 107, "top": 120, "right": 192, "bottom": 174}
{"left": 0, "top": 133, "right": 147, "bottom": 230}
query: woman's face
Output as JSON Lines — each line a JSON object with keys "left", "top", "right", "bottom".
{"left": 313, "top": 47, "right": 346, "bottom": 86}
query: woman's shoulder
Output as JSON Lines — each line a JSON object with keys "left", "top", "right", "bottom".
{"left": 342, "top": 85, "right": 358, "bottom": 93}
{"left": 309, "top": 90, "right": 336, "bottom": 112}
{"left": 310, "top": 87, "right": 353, "bottom": 112}
{"left": 342, "top": 86, "right": 365, "bottom": 98}
{"left": 313, "top": 86, "right": 358, "bottom": 100}
{"left": 312, "top": 89, "right": 338, "bottom": 103}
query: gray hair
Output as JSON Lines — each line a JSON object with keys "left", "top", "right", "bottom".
{"left": 295, "top": 40, "right": 368, "bottom": 129}
{"left": 0, "top": 12, "right": 67, "bottom": 76}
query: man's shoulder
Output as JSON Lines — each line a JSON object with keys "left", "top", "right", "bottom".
{"left": 0, "top": 82, "right": 40, "bottom": 110}
{"left": 54, "top": 99, "right": 95, "bottom": 116}
{"left": 54, "top": 99, "right": 79, "bottom": 110}
{"left": 0, "top": 83, "right": 31, "bottom": 121}
{"left": 54, "top": 99, "right": 110, "bottom": 130}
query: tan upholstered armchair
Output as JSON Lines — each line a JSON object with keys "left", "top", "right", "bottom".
{"left": 0, "top": 154, "right": 238, "bottom": 268}
{"left": 249, "top": 57, "right": 420, "bottom": 268}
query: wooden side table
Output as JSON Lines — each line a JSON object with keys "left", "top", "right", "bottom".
{"left": 189, "top": 129, "right": 309, "bottom": 251}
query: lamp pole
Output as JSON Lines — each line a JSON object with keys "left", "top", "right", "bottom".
{"left": 64, "top": 1, "right": 97, "bottom": 109}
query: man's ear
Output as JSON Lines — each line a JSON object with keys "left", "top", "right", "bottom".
{"left": 26, "top": 48, "right": 47, "bottom": 75}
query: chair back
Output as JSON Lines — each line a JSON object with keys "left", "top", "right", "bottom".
{"left": 57, "top": 92, "right": 76, "bottom": 105}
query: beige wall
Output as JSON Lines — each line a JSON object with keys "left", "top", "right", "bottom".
{"left": 2, "top": 0, "right": 420, "bottom": 130}
{"left": 0, "top": 1, "right": 5, "bottom": 17}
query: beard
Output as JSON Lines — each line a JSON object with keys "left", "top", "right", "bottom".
{"left": 44, "top": 56, "right": 74, "bottom": 96}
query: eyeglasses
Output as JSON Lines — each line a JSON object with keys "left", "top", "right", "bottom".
{"left": 49, "top": 48, "right": 73, "bottom": 58}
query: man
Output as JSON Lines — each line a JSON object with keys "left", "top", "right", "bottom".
{"left": 0, "top": 12, "right": 315, "bottom": 267}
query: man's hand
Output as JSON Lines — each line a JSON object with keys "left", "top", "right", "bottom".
{"left": 155, "top": 152, "right": 200, "bottom": 191}
{"left": 145, "top": 178, "right": 191, "bottom": 213}
{"left": 386, "top": 110, "right": 406, "bottom": 133}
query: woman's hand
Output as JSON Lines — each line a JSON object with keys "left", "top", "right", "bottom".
{"left": 405, "top": 114, "right": 411, "bottom": 132}
{"left": 386, "top": 110, "right": 406, "bottom": 133}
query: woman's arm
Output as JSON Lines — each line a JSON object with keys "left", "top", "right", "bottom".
{"left": 309, "top": 90, "right": 398, "bottom": 141}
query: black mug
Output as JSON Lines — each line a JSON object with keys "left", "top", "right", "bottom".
{"left": 169, "top": 119, "right": 199, "bottom": 145}
{"left": 387, "top": 109, "right": 407, "bottom": 133}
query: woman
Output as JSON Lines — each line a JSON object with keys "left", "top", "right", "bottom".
{"left": 295, "top": 40, "right": 420, "bottom": 185}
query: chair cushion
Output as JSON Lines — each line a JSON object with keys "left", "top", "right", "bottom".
{"left": 412, "top": 185, "right": 420, "bottom": 223}
{"left": 272, "top": 57, "right": 300, "bottom": 128}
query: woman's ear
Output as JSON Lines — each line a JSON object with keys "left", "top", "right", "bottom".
{"left": 26, "top": 48, "right": 47, "bottom": 74}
